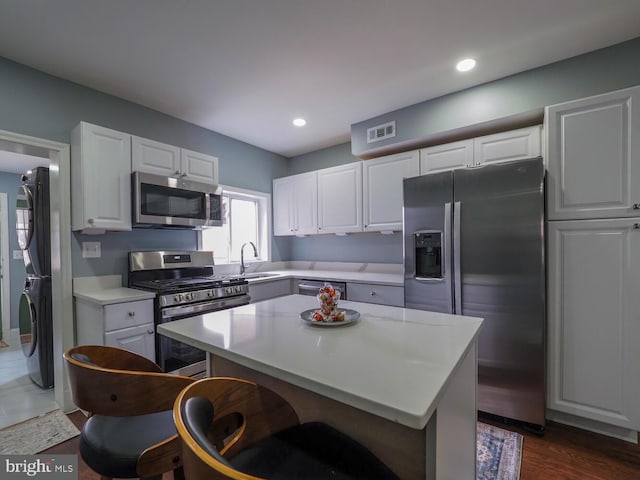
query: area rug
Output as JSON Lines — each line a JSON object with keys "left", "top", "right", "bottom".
{"left": 0, "top": 409, "right": 80, "bottom": 454}
{"left": 477, "top": 422, "right": 523, "bottom": 480}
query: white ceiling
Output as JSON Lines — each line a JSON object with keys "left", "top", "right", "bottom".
{"left": 0, "top": 151, "right": 48, "bottom": 175}
{"left": 0, "top": 1, "right": 639, "bottom": 158}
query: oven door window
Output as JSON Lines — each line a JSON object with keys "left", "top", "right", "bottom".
{"left": 157, "top": 318, "right": 206, "bottom": 373}
{"left": 140, "top": 183, "right": 206, "bottom": 219}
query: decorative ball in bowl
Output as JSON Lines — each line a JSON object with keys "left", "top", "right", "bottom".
{"left": 312, "top": 284, "right": 345, "bottom": 322}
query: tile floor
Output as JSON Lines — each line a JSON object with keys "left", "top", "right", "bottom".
{"left": 0, "top": 333, "right": 58, "bottom": 429}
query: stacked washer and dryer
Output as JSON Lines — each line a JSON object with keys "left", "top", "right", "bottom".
{"left": 15, "top": 167, "right": 53, "bottom": 388}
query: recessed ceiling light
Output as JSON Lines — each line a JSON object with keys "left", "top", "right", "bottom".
{"left": 293, "top": 118, "right": 306, "bottom": 127}
{"left": 456, "top": 58, "right": 476, "bottom": 72}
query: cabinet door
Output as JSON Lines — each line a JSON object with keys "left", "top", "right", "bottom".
{"left": 547, "top": 218, "right": 640, "bottom": 430}
{"left": 363, "top": 151, "right": 419, "bottom": 232}
{"left": 273, "top": 176, "right": 295, "bottom": 236}
{"left": 104, "top": 323, "right": 156, "bottom": 361}
{"left": 181, "top": 148, "right": 219, "bottom": 184}
{"left": 317, "top": 162, "right": 363, "bottom": 234}
{"left": 419, "top": 140, "right": 473, "bottom": 173}
{"left": 474, "top": 126, "right": 541, "bottom": 166}
{"left": 71, "top": 122, "right": 131, "bottom": 232}
{"left": 546, "top": 86, "right": 640, "bottom": 220}
{"left": 292, "top": 171, "right": 318, "bottom": 235}
{"left": 131, "top": 135, "right": 181, "bottom": 176}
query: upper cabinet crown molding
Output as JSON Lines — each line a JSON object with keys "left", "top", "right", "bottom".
{"left": 132, "top": 135, "right": 219, "bottom": 185}
{"left": 546, "top": 85, "right": 640, "bottom": 221}
{"left": 71, "top": 122, "right": 132, "bottom": 233}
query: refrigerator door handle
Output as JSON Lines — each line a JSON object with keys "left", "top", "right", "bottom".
{"left": 454, "top": 201, "right": 462, "bottom": 313}
{"left": 443, "top": 202, "right": 451, "bottom": 279}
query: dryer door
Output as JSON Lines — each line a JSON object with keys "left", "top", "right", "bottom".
{"left": 18, "top": 290, "right": 37, "bottom": 357}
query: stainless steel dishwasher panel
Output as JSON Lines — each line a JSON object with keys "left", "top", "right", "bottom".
{"left": 297, "top": 279, "right": 347, "bottom": 300}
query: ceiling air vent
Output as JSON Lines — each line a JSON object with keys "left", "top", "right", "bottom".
{"left": 366, "top": 121, "right": 396, "bottom": 144}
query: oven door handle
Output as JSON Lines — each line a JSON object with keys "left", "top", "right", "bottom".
{"left": 161, "top": 295, "right": 250, "bottom": 320}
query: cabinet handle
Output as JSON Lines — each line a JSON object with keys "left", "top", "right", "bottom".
{"left": 128, "top": 311, "right": 135, "bottom": 317}
{"left": 633, "top": 203, "right": 640, "bottom": 210}
{"left": 370, "top": 291, "right": 376, "bottom": 296}
{"left": 633, "top": 224, "right": 640, "bottom": 230}
{"left": 174, "top": 170, "right": 181, "bottom": 176}
{"left": 147, "top": 329, "right": 154, "bottom": 334}
{"left": 88, "top": 218, "right": 94, "bottom": 224}
{"left": 180, "top": 172, "right": 187, "bottom": 178}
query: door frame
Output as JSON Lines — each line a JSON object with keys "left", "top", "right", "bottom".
{"left": 0, "top": 192, "right": 9, "bottom": 341}
{"left": 0, "top": 129, "right": 73, "bottom": 412}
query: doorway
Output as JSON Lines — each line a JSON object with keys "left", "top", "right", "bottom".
{"left": 0, "top": 129, "right": 73, "bottom": 413}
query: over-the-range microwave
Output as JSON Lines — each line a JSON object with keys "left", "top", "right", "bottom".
{"left": 132, "top": 171, "right": 223, "bottom": 228}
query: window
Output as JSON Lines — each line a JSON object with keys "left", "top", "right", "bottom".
{"left": 199, "top": 186, "right": 271, "bottom": 265}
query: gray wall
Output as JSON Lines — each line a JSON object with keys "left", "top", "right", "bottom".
{"left": 351, "top": 36, "right": 640, "bottom": 158}
{"left": 0, "top": 172, "right": 27, "bottom": 331}
{"left": 290, "top": 37, "right": 640, "bottom": 263}
{"left": 0, "top": 56, "right": 290, "bottom": 329}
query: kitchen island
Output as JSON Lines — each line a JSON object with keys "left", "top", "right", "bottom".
{"left": 158, "top": 294, "right": 483, "bottom": 479}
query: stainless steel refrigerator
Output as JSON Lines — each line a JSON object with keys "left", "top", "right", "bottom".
{"left": 403, "top": 157, "right": 545, "bottom": 430}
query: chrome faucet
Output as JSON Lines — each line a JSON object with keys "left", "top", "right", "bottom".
{"left": 240, "top": 241, "right": 258, "bottom": 275}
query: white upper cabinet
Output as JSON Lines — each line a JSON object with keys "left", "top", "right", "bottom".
{"left": 71, "top": 122, "right": 132, "bottom": 233}
{"left": 546, "top": 86, "right": 640, "bottom": 220}
{"left": 132, "top": 135, "right": 181, "bottom": 176}
{"left": 419, "top": 126, "right": 541, "bottom": 174}
{"left": 180, "top": 148, "right": 219, "bottom": 184}
{"left": 420, "top": 140, "right": 473, "bottom": 173}
{"left": 547, "top": 218, "right": 640, "bottom": 431}
{"left": 363, "top": 150, "right": 419, "bottom": 232}
{"left": 273, "top": 171, "right": 318, "bottom": 236}
{"left": 317, "top": 162, "right": 363, "bottom": 234}
{"left": 132, "top": 135, "right": 219, "bottom": 185}
{"left": 474, "top": 126, "right": 541, "bottom": 165}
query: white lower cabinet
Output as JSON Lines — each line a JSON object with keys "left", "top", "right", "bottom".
{"left": 547, "top": 218, "right": 640, "bottom": 434}
{"left": 248, "top": 279, "right": 293, "bottom": 303}
{"left": 76, "top": 299, "right": 155, "bottom": 362}
{"left": 347, "top": 283, "right": 404, "bottom": 307}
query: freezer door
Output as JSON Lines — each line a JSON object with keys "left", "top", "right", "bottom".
{"left": 454, "top": 157, "right": 546, "bottom": 427}
{"left": 403, "top": 171, "right": 454, "bottom": 313}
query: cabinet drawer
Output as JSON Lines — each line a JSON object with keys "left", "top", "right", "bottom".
{"left": 347, "top": 283, "right": 404, "bottom": 307}
{"left": 249, "top": 279, "right": 293, "bottom": 303}
{"left": 104, "top": 299, "right": 154, "bottom": 332}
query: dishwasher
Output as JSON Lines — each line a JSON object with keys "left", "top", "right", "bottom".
{"left": 297, "top": 279, "right": 347, "bottom": 300}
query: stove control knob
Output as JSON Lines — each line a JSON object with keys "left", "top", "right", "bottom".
{"left": 235, "top": 286, "right": 242, "bottom": 293}
{"left": 174, "top": 294, "right": 182, "bottom": 302}
{"left": 207, "top": 290, "right": 215, "bottom": 298}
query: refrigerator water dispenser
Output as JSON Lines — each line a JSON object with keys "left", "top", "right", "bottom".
{"left": 414, "top": 230, "right": 442, "bottom": 279}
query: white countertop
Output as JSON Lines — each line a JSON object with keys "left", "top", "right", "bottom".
{"left": 73, "top": 275, "right": 155, "bottom": 305}
{"left": 157, "top": 294, "right": 483, "bottom": 429}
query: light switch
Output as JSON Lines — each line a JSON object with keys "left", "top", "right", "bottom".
{"left": 13, "top": 250, "right": 23, "bottom": 260}
{"left": 82, "top": 241, "right": 101, "bottom": 258}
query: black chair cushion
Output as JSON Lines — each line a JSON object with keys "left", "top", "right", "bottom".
{"left": 80, "top": 410, "right": 176, "bottom": 478}
{"left": 182, "top": 396, "right": 233, "bottom": 467}
{"left": 231, "top": 422, "right": 400, "bottom": 480}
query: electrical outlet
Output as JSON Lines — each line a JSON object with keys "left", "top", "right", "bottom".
{"left": 13, "top": 250, "right": 23, "bottom": 260}
{"left": 82, "top": 241, "right": 101, "bottom": 258}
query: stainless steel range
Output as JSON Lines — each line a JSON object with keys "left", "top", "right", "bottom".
{"left": 128, "top": 250, "right": 249, "bottom": 377}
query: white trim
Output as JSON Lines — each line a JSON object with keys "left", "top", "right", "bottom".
{"left": 0, "top": 193, "right": 10, "bottom": 340}
{"left": 0, "top": 129, "right": 73, "bottom": 412}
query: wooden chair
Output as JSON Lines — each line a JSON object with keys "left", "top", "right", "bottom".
{"left": 173, "top": 376, "right": 399, "bottom": 480}
{"left": 63, "top": 345, "right": 195, "bottom": 480}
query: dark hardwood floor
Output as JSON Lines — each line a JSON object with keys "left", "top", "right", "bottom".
{"left": 44, "top": 411, "right": 640, "bottom": 479}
